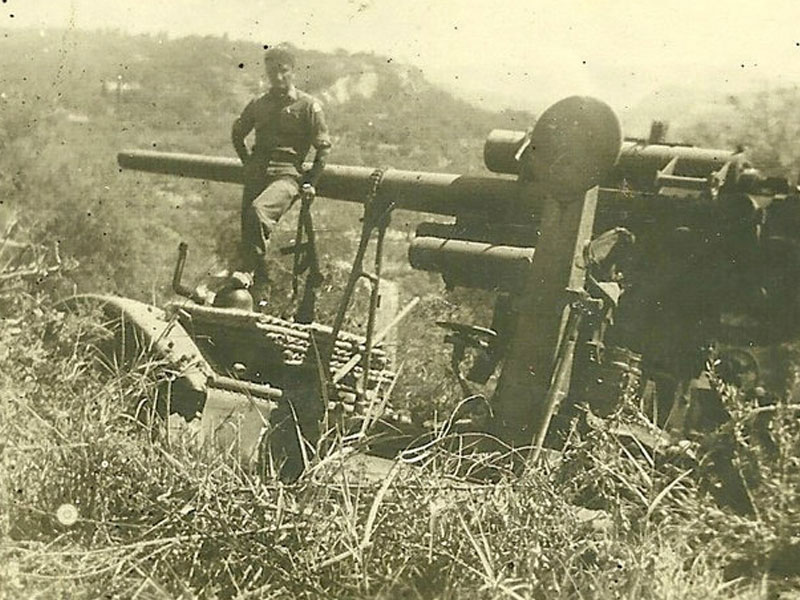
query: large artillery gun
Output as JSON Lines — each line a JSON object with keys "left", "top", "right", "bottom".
{"left": 109, "top": 96, "right": 799, "bottom": 476}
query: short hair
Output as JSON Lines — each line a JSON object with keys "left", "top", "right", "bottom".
{"left": 264, "top": 47, "right": 295, "bottom": 68}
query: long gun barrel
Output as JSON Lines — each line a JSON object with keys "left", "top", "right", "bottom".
{"left": 117, "top": 150, "right": 518, "bottom": 217}
{"left": 484, "top": 129, "right": 792, "bottom": 197}
{"left": 119, "top": 131, "right": 793, "bottom": 225}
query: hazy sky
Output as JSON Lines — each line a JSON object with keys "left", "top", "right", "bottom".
{"left": 5, "top": 0, "right": 800, "bottom": 112}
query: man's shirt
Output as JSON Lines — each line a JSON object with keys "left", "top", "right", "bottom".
{"left": 233, "top": 86, "right": 331, "bottom": 177}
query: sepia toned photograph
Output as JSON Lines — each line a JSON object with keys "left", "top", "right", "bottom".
{"left": 3, "top": 1, "right": 800, "bottom": 597}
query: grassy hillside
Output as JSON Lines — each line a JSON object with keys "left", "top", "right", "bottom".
{"left": 4, "top": 28, "right": 800, "bottom": 599}
{"left": 3, "top": 291, "right": 799, "bottom": 598}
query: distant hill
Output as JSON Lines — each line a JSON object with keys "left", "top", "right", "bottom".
{"left": 0, "top": 28, "right": 535, "bottom": 173}
{"left": 620, "top": 85, "right": 736, "bottom": 140}
{"left": 0, "top": 28, "right": 540, "bottom": 305}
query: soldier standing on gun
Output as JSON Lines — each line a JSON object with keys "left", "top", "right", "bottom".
{"left": 231, "top": 47, "right": 332, "bottom": 303}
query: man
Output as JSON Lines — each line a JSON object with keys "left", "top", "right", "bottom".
{"left": 231, "top": 47, "right": 332, "bottom": 301}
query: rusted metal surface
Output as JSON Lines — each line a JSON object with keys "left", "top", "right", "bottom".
{"left": 59, "top": 297, "right": 283, "bottom": 451}
{"left": 170, "top": 303, "right": 391, "bottom": 367}
{"left": 167, "top": 302, "right": 397, "bottom": 403}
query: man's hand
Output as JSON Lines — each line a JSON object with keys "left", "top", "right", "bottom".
{"left": 300, "top": 182, "right": 316, "bottom": 201}
{"left": 303, "top": 145, "right": 330, "bottom": 188}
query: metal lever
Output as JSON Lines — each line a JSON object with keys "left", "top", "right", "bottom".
{"left": 172, "top": 243, "right": 205, "bottom": 304}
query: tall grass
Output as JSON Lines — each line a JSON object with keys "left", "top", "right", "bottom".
{"left": 3, "top": 289, "right": 799, "bottom": 598}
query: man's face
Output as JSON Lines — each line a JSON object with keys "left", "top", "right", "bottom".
{"left": 266, "top": 61, "right": 295, "bottom": 93}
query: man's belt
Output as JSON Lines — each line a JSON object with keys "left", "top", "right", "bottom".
{"left": 251, "top": 148, "right": 300, "bottom": 165}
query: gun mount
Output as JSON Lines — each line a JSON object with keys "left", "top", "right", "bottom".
{"left": 114, "top": 95, "right": 800, "bottom": 473}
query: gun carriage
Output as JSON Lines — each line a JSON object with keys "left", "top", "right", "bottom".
{"left": 106, "top": 96, "right": 799, "bottom": 474}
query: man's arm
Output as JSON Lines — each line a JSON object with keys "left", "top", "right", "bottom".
{"left": 303, "top": 100, "right": 332, "bottom": 186}
{"left": 231, "top": 102, "right": 255, "bottom": 164}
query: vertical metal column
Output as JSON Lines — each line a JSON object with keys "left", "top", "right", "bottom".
{"left": 490, "top": 96, "right": 622, "bottom": 451}
{"left": 492, "top": 187, "right": 599, "bottom": 446}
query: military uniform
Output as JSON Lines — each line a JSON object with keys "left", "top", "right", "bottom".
{"left": 232, "top": 86, "right": 331, "bottom": 278}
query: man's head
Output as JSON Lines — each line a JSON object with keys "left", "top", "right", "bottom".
{"left": 264, "top": 47, "right": 296, "bottom": 94}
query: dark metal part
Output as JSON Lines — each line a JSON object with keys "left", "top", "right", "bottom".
{"left": 481, "top": 127, "right": 795, "bottom": 202}
{"left": 208, "top": 374, "right": 283, "bottom": 400}
{"left": 118, "top": 150, "right": 519, "bottom": 217}
{"left": 362, "top": 217, "right": 389, "bottom": 399}
{"left": 648, "top": 121, "right": 668, "bottom": 144}
{"left": 293, "top": 187, "right": 323, "bottom": 323}
{"left": 415, "top": 221, "right": 538, "bottom": 247}
{"left": 117, "top": 151, "right": 244, "bottom": 183}
{"left": 483, "top": 129, "right": 531, "bottom": 176}
{"left": 516, "top": 96, "right": 624, "bottom": 193}
{"left": 572, "top": 345, "right": 643, "bottom": 417}
{"left": 213, "top": 287, "right": 255, "bottom": 312}
{"left": 408, "top": 235, "right": 535, "bottom": 291}
{"left": 115, "top": 91, "right": 800, "bottom": 479}
{"left": 172, "top": 243, "right": 212, "bottom": 305}
{"left": 325, "top": 168, "right": 393, "bottom": 385}
{"left": 529, "top": 288, "right": 592, "bottom": 463}
{"left": 492, "top": 97, "right": 622, "bottom": 448}
{"left": 484, "top": 129, "right": 744, "bottom": 186}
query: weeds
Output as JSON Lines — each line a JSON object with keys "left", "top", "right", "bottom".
{"left": 1, "top": 298, "right": 798, "bottom": 599}
{"left": 0, "top": 298, "right": 798, "bottom": 598}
